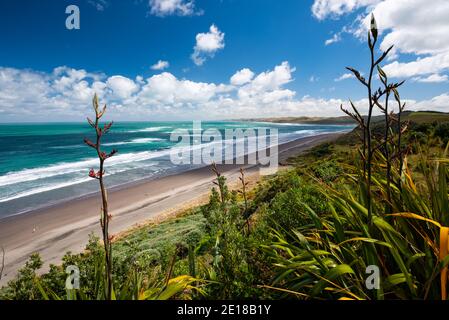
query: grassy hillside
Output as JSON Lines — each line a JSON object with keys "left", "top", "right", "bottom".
{"left": 243, "top": 111, "right": 449, "bottom": 126}
{"left": 244, "top": 116, "right": 356, "bottom": 125}
{"left": 402, "top": 111, "right": 449, "bottom": 123}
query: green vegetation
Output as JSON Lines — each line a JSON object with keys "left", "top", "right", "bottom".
{"left": 243, "top": 110, "right": 449, "bottom": 126}
{"left": 243, "top": 116, "right": 357, "bottom": 125}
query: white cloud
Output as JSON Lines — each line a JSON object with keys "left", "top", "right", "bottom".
{"left": 0, "top": 67, "right": 107, "bottom": 119}
{"left": 239, "top": 61, "right": 295, "bottom": 95}
{"left": 1, "top": 63, "right": 448, "bottom": 121}
{"left": 409, "top": 93, "right": 449, "bottom": 112}
{"left": 312, "top": 0, "right": 449, "bottom": 79}
{"left": 363, "top": 0, "right": 449, "bottom": 78}
{"left": 334, "top": 73, "right": 354, "bottom": 81}
{"left": 151, "top": 60, "right": 170, "bottom": 71}
{"left": 191, "top": 25, "right": 225, "bottom": 66}
{"left": 383, "top": 52, "right": 449, "bottom": 78}
{"left": 0, "top": 63, "right": 296, "bottom": 120}
{"left": 413, "top": 74, "right": 448, "bottom": 83}
{"left": 325, "top": 33, "right": 342, "bottom": 46}
{"left": 230, "top": 68, "right": 254, "bottom": 86}
{"left": 106, "top": 76, "right": 139, "bottom": 99}
{"left": 138, "top": 72, "right": 231, "bottom": 105}
{"left": 134, "top": 62, "right": 296, "bottom": 118}
{"left": 312, "top": 0, "right": 381, "bottom": 20}
{"left": 364, "top": 0, "right": 449, "bottom": 55}
{"left": 149, "top": 0, "right": 201, "bottom": 17}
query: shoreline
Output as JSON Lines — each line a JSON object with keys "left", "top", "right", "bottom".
{"left": 0, "top": 130, "right": 350, "bottom": 222}
{"left": 0, "top": 132, "right": 343, "bottom": 285}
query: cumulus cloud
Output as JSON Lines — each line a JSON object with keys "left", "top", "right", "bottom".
{"left": 106, "top": 76, "right": 139, "bottom": 99}
{"left": 0, "top": 62, "right": 298, "bottom": 120}
{"left": 148, "top": 0, "right": 201, "bottom": 17}
{"left": 191, "top": 25, "right": 225, "bottom": 66}
{"left": 313, "top": 0, "right": 449, "bottom": 80}
{"left": 219, "top": 61, "right": 299, "bottom": 118}
{"left": 151, "top": 60, "right": 170, "bottom": 71}
{"left": 383, "top": 52, "right": 449, "bottom": 78}
{"left": 238, "top": 61, "right": 295, "bottom": 98}
{"left": 230, "top": 68, "right": 254, "bottom": 86}
{"left": 312, "top": 0, "right": 381, "bottom": 20}
{"left": 409, "top": 93, "right": 449, "bottom": 112}
{"left": 1, "top": 62, "right": 448, "bottom": 121}
{"left": 0, "top": 67, "right": 107, "bottom": 120}
{"left": 413, "top": 74, "right": 448, "bottom": 83}
{"left": 138, "top": 72, "right": 231, "bottom": 105}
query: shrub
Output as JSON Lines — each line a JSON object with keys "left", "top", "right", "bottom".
{"left": 0, "top": 253, "right": 43, "bottom": 300}
{"left": 312, "top": 160, "right": 343, "bottom": 182}
{"left": 267, "top": 175, "right": 328, "bottom": 232}
{"left": 252, "top": 169, "right": 302, "bottom": 207}
{"left": 434, "top": 122, "right": 449, "bottom": 145}
{"left": 310, "top": 142, "right": 333, "bottom": 158}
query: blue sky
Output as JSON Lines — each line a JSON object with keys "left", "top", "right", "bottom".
{"left": 0, "top": 0, "right": 448, "bottom": 121}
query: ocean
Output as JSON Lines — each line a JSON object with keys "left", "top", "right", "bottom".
{"left": 0, "top": 121, "right": 354, "bottom": 219}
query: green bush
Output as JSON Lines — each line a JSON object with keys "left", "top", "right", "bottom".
{"left": 199, "top": 172, "right": 261, "bottom": 299}
{"left": 310, "top": 142, "right": 333, "bottom": 158}
{"left": 252, "top": 169, "right": 302, "bottom": 207}
{"left": 434, "top": 122, "right": 449, "bottom": 145}
{"left": 267, "top": 175, "right": 328, "bottom": 232}
{"left": 312, "top": 160, "right": 342, "bottom": 182}
{"left": 0, "top": 253, "right": 43, "bottom": 300}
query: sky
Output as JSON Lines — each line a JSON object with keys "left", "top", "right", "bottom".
{"left": 0, "top": 0, "right": 448, "bottom": 122}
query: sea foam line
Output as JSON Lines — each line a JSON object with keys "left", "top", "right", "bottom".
{"left": 0, "top": 128, "right": 344, "bottom": 202}
{"left": 103, "top": 138, "right": 164, "bottom": 146}
{"left": 128, "top": 126, "right": 171, "bottom": 133}
{"left": 0, "top": 162, "right": 161, "bottom": 203}
{"left": 0, "top": 149, "right": 170, "bottom": 187}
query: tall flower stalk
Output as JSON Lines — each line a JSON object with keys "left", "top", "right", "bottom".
{"left": 375, "top": 66, "right": 393, "bottom": 214}
{"left": 238, "top": 168, "right": 250, "bottom": 233}
{"left": 342, "top": 14, "right": 404, "bottom": 226}
{"left": 393, "top": 88, "right": 407, "bottom": 192}
{"left": 84, "top": 94, "right": 117, "bottom": 300}
{"left": 0, "top": 246, "right": 4, "bottom": 281}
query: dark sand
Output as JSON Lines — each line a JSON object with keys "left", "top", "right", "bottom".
{"left": 0, "top": 133, "right": 342, "bottom": 284}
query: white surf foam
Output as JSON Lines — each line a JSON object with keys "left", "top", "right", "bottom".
{"left": 128, "top": 126, "right": 171, "bottom": 133}
{"left": 103, "top": 138, "right": 164, "bottom": 146}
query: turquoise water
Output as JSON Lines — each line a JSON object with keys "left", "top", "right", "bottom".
{"left": 0, "top": 121, "right": 353, "bottom": 218}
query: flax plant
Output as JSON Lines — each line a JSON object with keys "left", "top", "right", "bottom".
{"left": 392, "top": 88, "right": 408, "bottom": 192}
{"left": 211, "top": 163, "right": 227, "bottom": 207}
{"left": 264, "top": 151, "right": 449, "bottom": 299}
{"left": 342, "top": 14, "right": 403, "bottom": 224}
{"left": 374, "top": 66, "right": 394, "bottom": 213}
{"left": 83, "top": 94, "right": 117, "bottom": 300}
{"left": 0, "top": 246, "right": 4, "bottom": 281}
{"left": 262, "top": 13, "right": 449, "bottom": 301}
{"left": 238, "top": 168, "right": 251, "bottom": 233}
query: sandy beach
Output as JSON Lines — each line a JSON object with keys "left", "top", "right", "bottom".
{"left": 0, "top": 133, "right": 342, "bottom": 285}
